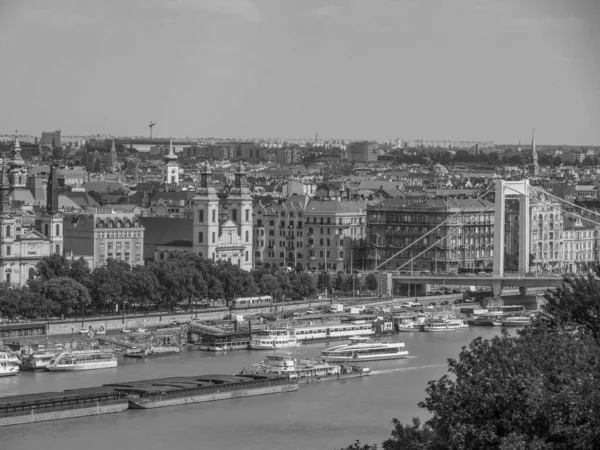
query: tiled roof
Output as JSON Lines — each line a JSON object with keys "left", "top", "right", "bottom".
{"left": 65, "top": 192, "right": 98, "bottom": 208}
{"left": 138, "top": 217, "right": 193, "bottom": 259}
{"left": 305, "top": 200, "right": 367, "bottom": 214}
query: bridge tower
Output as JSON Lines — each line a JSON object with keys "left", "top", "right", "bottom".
{"left": 493, "top": 179, "right": 530, "bottom": 278}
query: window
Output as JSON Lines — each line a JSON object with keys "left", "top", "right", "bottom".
{"left": 212, "top": 210, "right": 216, "bottom": 223}
{"left": 5, "top": 226, "right": 10, "bottom": 238}
{"left": 228, "top": 232, "right": 232, "bottom": 244}
{"left": 28, "top": 268, "right": 35, "bottom": 280}
{"left": 44, "top": 224, "right": 49, "bottom": 236}
{"left": 6, "top": 273, "right": 10, "bottom": 284}
{"left": 232, "top": 209, "right": 238, "bottom": 222}
{"left": 6, "top": 246, "right": 10, "bottom": 256}
{"left": 198, "top": 232, "right": 204, "bottom": 243}
{"left": 55, "top": 245, "right": 60, "bottom": 255}
{"left": 198, "top": 210, "right": 204, "bottom": 222}
{"left": 245, "top": 209, "right": 250, "bottom": 221}
{"left": 280, "top": 252, "right": 284, "bottom": 258}
{"left": 245, "top": 230, "right": 249, "bottom": 242}
{"left": 245, "top": 251, "right": 249, "bottom": 262}
{"left": 55, "top": 224, "right": 60, "bottom": 236}
{"left": 212, "top": 232, "right": 216, "bottom": 243}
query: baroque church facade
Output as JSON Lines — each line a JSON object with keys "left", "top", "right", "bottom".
{"left": 0, "top": 138, "right": 63, "bottom": 285}
{"left": 192, "top": 162, "right": 253, "bottom": 271}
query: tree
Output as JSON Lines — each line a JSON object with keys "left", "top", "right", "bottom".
{"left": 340, "top": 268, "right": 600, "bottom": 450}
{"left": 317, "top": 272, "right": 332, "bottom": 292}
{"left": 365, "top": 273, "right": 378, "bottom": 291}
{"left": 259, "top": 274, "right": 282, "bottom": 301}
{"left": 42, "top": 277, "right": 91, "bottom": 316}
{"left": 36, "top": 255, "right": 72, "bottom": 281}
{"left": 538, "top": 265, "right": 600, "bottom": 341}
{"left": 503, "top": 252, "right": 518, "bottom": 271}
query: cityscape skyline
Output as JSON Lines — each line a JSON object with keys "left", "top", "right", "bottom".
{"left": 1, "top": 1, "right": 599, "bottom": 145}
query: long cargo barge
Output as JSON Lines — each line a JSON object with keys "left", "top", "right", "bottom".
{"left": 0, "top": 387, "right": 129, "bottom": 427}
{"left": 105, "top": 374, "right": 298, "bottom": 409}
{"left": 0, "top": 374, "right": 297, "bottom": 426}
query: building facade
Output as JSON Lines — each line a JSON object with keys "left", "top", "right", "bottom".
{"left": 162, "top": 139, "right": 180, "bottom": 185}
{"left": 366, "top": 198, "right": 494, "bottom": 272}
{"left": 192, "top": 163, "right": 253, "bottom": 270}
{"left": 347, "top": 141, "right": 379, "bottom": 163}
{"left": 253, "top": 200, "right": 306, "bottom": 270}
{"left": 304, "top": 200, "right": 367, "bottom": 273}
{"left": 528, "top": 189, "right": 564, "bottom": 274}
{"left": 41, "top": 130, "right": 61, "bottom": 148}
{"left": 0, "top": 140, "right": 64, "bottom": 286}
{"left": 562, "top": 216, "right": 598, "bottom": 273}
{"left": 62, "top": 207, "right": 145, "bottom": 269}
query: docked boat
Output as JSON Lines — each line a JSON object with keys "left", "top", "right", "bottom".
{"left": 0, "top": 352, "right": 20, "bottom": 377}
{"left": 46, "top": 350, "right": 118, "bottom": 372}
{"left": 395, "top": 314, "right": 426, "bottom": 332}
{"left": 21, "top": 352, "right": 56, "bottom": 371}
{"left": 422, "top": 318, "right": 469, "bottom": 332}
{"left": 0, "top": 387, "right": 129, "bottom": 427}
{"left": 291, "top": 322, "right": 373, "bottom": 342}
{"left": 250, "top": 328, "right": 301, "bottom": 350}
{"left": 472, "top": 314, "right": 503, "bottom": 326}
{"left": 321, "top": 337, "right": 409, "bottom": 362}
{"left": 106, "top": 374, "right": 298, "bottom": 409}
{"left": 244, "top": 354, "right": 370, "bottom": 383}
{"left": 501, "top": 315, "right": 531, "bottom": 327}
{"left": 124, "top": 346, "right": 181, "bottom": 359}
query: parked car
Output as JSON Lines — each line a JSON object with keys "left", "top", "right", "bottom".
{"left": 78, "top": 328, "right": 90, "bottom": 335}
{"left": 121, "top": 329, "right": 132, "bottom": 334}
{"left": 440, "top": 300, "right": 450, "bottom": 305}
{"left": 433, "top": 291, "right": 444, "bottom": 296}
{"left": 427, "top": 305, "right": 435, "bottom": 310}
{"left": 451, "top": 289, "right": 461, "bottom": 294}
{"left": 95, "top": 328, "right": 106, "bottom": 335}
{"left": 426, "top": 292, "right": 435, "bottom": 296}
{"left": 453, "top": 299, "right": 462, "bottom": 305}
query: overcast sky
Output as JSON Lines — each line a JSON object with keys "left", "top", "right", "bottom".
{"left": 1, "top": 0, "right": 599, "bottom": 144}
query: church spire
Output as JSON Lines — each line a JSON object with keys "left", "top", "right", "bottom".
{"left": 164, "top": 138, "right": 178, "bottom": 162}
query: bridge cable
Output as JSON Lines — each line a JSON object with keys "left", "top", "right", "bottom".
{"left": 368, "top": 187, "right": 494, "bottom": 274}
{"left": 528, "top": 184, "right": 600, "bottom": 222}
{"left": 377, "top": 203, "right": 495, "bottom": 275}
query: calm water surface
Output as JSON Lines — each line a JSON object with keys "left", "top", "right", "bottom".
{"left": 1, "top": 328, "right": 505, "bottom": 450}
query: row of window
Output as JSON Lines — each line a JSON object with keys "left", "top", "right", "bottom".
{"left": 198, "top": 230, "right": 250, "bottom": 244}
{"left": 198, "top": 209, "right": 250, "bottom": 224}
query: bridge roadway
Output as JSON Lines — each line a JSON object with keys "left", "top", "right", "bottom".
{"left": 390, "top": 274, "right": 563, "bottom": 296}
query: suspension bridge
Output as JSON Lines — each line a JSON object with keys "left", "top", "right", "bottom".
{"left": 367, "top": 179, "right": 600, "bottom": 297}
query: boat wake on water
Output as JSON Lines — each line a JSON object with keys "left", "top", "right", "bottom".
{"left": 370, "top": 364, "right": 445, "bottom": 376}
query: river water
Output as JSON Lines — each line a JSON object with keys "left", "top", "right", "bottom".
{"left": 1, "top": 327, "right": 505, "bottom": 450}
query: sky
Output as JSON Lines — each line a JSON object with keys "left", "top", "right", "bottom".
{"left": 1, "top": 0, "right": 599, "bottom": 145}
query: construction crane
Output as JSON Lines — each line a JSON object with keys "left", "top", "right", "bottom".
{"left": 149, "top": 121, "right": 156, "bottom": 139}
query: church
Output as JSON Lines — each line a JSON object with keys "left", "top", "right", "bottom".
{"left": 0, "top": 138, "right": 63, "bottom": 285}
{"left": 192, "top": 162, "right": 253, "bottom": 271}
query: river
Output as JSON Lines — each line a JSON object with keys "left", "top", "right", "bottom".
{"left": 1, "top": 327, "right": 505, "bottom": 450}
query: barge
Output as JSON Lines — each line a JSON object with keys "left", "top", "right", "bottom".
{"left": 105, "top": 373, "right": 298, "bottom": 409}
{"left": 0, "top": 387, "right": 129, "bottom": 427}
{"left": 123, "top": 346, "right": 181, "bottom": 359}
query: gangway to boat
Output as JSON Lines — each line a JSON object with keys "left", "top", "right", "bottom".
{"left": 97, "top": 337, "right": 137, "bottom": 349}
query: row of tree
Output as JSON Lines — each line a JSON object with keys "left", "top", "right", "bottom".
{"left": 0, "top": 254, "right": 378, "bottom": 320}
{"left": 340, "top": 267, "right": 600, "bottom": 449}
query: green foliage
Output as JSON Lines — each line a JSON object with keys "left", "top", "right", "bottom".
{"left": 340, "top": 267, "right": 600, "bottom": 450}
{"left": 41, "top": 277, "right": 91, "bottom": 316}
{"left": 365, "top": 273, "right": 378, "bottom": 291}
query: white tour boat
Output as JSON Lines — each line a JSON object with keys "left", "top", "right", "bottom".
{"left": 321, "top": 337, "right": 409, "bottom": 362}
{"left": 422, "top": 318, "right": 469, "bottom": 332}
{"left": 0, "top": 352, "right": 20, "bottom": 377}
{"left": 396, "top": 314, "right": 426, "bottom": 332}
{"left": 46, "top": 350, "right": 118, "bottom": 372}
{"left": 290, "top": 322, "right": 373, "bottom": 341}
{"left": 243, "top": 354, "right": 370, "bottom": 382}
{"left": 501, "top": 315, "right": 532, "bottom": 327}
{"left": 250, "top": 328, "right": 301, "bottom": 350}
{"left": 22, "top": 352, "right": 56, "bottom": 371}
{"left": 472, "top": 314, "right": 504, "bottom": 326}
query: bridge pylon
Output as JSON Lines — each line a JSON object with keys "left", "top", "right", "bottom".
{"left": 493, "top": 179, "right": 530, "bottom": 278}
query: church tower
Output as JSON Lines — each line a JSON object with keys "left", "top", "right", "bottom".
{"left": 227, "top": 163, "right": 253, "bottom": 270}
{"left": 41, "top": 165, "right": 64, "bottom": 256}
{"left": 192, "top": 162, "right": 219, "bottom": 260}
{"left": 9, "top": 137, "right": 27, "bottom": 192}
{"left": 162, "top": 139, "right": 179, "bottom": 186}
{"left": 0, "top": 160, "right": 16, "bottom": 283}
{"left": 530, "top": 129, "right": 539, "bottom": 177}
{"left": 107, "top": 139, "right": 119, "bottom": 173}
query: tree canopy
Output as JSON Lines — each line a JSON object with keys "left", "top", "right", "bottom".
{"left": 339, "top": 267, "right": 600, "bottom": 450}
